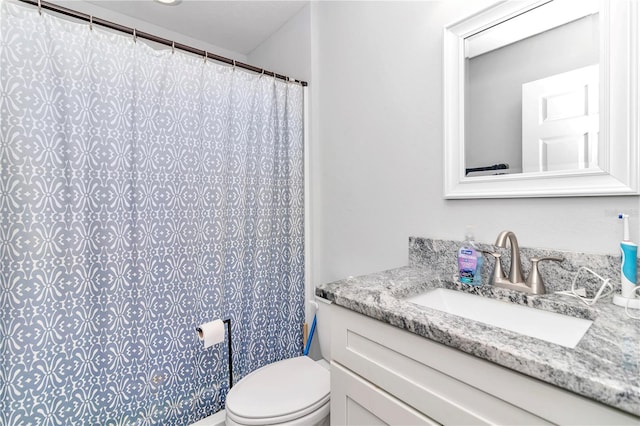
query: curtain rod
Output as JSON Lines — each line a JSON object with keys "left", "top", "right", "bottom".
{"left": 17, "top": 0, "right": 308, "bottom": 87}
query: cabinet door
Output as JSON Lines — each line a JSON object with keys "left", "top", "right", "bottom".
{"left": 331, "top": 362, "right": 438, "bottom": 426}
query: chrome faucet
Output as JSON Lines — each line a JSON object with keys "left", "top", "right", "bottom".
{"left": 489, "top": 230, "right": 563, "bottom": 295}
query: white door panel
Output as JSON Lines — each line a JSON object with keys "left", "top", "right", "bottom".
{"left": 522, "top": 64, "right": 599, "bottom": 173}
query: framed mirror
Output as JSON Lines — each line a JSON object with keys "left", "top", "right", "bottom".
{"left": 443, "top": 0, "right": 639, "bottom": 198}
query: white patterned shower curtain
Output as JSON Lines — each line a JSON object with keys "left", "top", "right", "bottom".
{"left": 0, "top": 0, "right": 305, "bottom": 424}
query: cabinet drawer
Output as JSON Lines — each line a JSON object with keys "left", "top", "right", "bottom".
{"left": 331, "top": 361, "right": 438, "bottom": 426}
{"left": 332, "top": 304, "right": 638, "bottom": 425}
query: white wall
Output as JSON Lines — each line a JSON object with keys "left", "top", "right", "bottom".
{"left": 247, "top": 4, "right": 311, "bottom": 83}
{"left": 308, "top": 1, "right": 640, "bottom": 287}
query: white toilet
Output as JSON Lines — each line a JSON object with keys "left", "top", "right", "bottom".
{"left": 225, "top": 297, "right": 332, "bottom": 426}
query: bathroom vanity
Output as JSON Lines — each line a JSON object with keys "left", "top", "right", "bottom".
{"left": 316, "top": 238, "right": 640, "bottom": 425}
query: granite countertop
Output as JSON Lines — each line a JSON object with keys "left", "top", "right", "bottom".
{"left": 316, "top": 239, "right": 640, "bottom": 417}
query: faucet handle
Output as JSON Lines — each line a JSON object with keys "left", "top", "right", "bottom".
{"left": 526, "top": 256, "right": 564, "bottom": 295}
{"left": 483, "top": 251, "right": 506, "bottom": 286}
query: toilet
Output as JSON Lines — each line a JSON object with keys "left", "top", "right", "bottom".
{"left": 225, "top": 297, "right": 332, "bottom": 426}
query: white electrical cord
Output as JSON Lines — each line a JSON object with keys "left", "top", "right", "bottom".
{"left": 555, "top": 267, "right": 640, "bottom": 320}
{"left": 555, "top": 267, "right": 613, "bottom": 306}
{"left": 625, "top": 286, "right": 640, "bottom": 320}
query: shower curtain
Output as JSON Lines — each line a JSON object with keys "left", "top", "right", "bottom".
{"left": 0, "top": 0, "right": 305, "bottom": 424}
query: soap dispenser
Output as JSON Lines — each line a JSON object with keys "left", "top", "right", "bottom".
{"left": 458, "top": 226, "right": 483, "bottom": 286}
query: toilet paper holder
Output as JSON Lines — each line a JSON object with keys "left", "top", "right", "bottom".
{"left": 196, "top": 318, "right": 233, "bottom": 388}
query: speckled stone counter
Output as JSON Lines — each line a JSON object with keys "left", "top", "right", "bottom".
{"left": 316, "top": 237, "right": 640, "bottom": 417}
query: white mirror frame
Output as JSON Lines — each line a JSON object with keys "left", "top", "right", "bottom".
{"left": 443, "top": 0, "right": 639, "bottom": 199}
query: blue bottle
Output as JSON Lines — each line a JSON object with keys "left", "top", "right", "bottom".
{"left": 458, "top": 227, "right": 483, "bottom": 286}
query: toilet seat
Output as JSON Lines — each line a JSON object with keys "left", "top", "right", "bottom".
{"left": 225, "top": 356, "right": 330, "bottom": 425}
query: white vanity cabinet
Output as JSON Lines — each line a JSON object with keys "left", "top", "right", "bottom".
{"left": 329, "top": 304, "right": 639, "bottom": 426}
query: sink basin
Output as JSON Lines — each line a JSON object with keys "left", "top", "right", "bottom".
{"left": 407, "top": 288, "right": 592, "bottom": 348}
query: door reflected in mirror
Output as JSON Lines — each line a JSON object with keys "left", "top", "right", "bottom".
{"left": 464, "top": 3, "right": 599, "bottom": 177}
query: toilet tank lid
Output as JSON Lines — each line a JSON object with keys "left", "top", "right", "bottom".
{"left": 226, "top": 356, "right": 330, "bottom": 420}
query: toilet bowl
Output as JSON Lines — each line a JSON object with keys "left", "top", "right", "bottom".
{"left": 225, "top": 297, "right": 332, "bottom": 426}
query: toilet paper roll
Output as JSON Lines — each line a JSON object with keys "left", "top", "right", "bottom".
{"left": 197, "top": 319, "right": 225, "bottom": 348}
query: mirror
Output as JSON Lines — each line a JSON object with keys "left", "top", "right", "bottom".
{"left": 465, "top": 3, "right": 599, "bottom": 177}
{"left": 443, "top": 0, "right": 639, "bottom": 198}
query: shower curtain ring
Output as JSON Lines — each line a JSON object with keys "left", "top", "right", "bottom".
{"left": 89, "top": 15, "right": 93, "bottom": 31}
{"left": 232, "top": 60, "right": 236, "bottom": 71}
{"left": 172, "top": 41, "right": 175, "bottom": 54}
{"left": 204, "top": 51, "right": 208, "bottom": 63}
{"left": 132, "top": 28, "right": 137, "bottom": 43}
{"left": 37, "top": 0, "right": 42, "bottom": 15}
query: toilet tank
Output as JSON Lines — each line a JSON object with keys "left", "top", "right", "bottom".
{"left": 311, "top": 296, "right": 332, "bottom": 361}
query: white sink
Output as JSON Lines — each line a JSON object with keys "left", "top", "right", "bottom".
{"left": 407, "top": 288, "right": 592, "bottom": 348}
